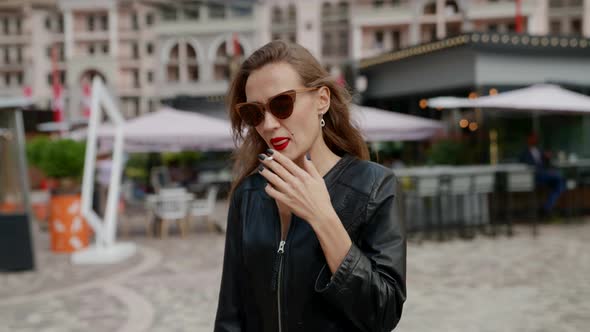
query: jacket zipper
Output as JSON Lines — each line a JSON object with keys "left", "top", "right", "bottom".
{"left": 277, "top": 240, "right": 286, "bottom": 332}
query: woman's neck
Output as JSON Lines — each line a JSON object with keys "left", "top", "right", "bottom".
{"left": 294, "top": 139, "right": 341, "bottom": 177}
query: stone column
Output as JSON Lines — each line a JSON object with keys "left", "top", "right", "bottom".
{"left": 108, "top": 8, "right": 118, "bottom": 57}
{"left": 436, "top": 0, "right": 446, "bottom": 40}
{"left": 64, "top": 9, "right": 73, "bottom": 59}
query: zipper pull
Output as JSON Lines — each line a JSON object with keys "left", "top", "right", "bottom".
{"left": 277, "top": 240, "right": 285, "bottom": 254}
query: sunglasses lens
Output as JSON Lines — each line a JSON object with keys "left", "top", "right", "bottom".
{"left": 238, "top": 104, "right": 265, "bottom": 127}
{"left": 269, "top": 94, "right": 294, "bottom": 119}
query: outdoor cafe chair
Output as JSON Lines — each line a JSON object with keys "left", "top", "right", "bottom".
{"left": 190, "top": 185, "right": 221, "bottom": 233}
{"left": 151, "top": 188, "right": 193, "bottom": 238}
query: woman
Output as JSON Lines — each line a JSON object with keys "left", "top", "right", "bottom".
{"left": 215, "top": 40, "right": 406, "bottom": 332}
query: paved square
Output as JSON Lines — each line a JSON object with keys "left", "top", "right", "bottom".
{"left": 1, "top": 208, "right": 589, "bottom": 332}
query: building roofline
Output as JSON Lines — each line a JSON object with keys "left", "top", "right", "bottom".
{"left": 359, "top": 32, "right": 590, "bottom": 70}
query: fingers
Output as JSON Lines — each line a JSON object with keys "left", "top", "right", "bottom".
{"left": 264, "top": 149, "right": 309, "bottom": 180}
{"left": 258, "top": 152, "right": 297, "bottom": 184}
{"left": 258, "top": 163, "right": 290, "bottom": 193}
{"left": 303, "top": 154, "right": 321, "bottom": 178}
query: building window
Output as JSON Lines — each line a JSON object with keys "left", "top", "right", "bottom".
{"left": 167, "top": 65, "right": 179, "bottom": 82}
{"left": 132, "top": 13, "right": 139, "bottom": 30}
{"left": 162, "top": 7, "right": 177, "bottom": 21}
{"left": 102, "top": 43, "right": 109, "bottom": 54}
{"left": 5, "top": 73, "right": 10, "bottom": 86}
{"left": 287, "top": 4, "right": 296, "bottom": 23}
{"left": 16, "top": 72, "right": 23, "bottom": 85}
{"left": 189, "top": 65, "right": 199, "bottom": 81}
{"left": 185, "top": 5, "right": 200, "bottom": 20}
{"left": 209, "top": 3, "right": 226, "bottom": 19}
{"left": 58, "top": 15, "right": 64, "bottom": 33}
{"left": 373, "top": 0, "right": 385, "bottom": 8}
{"left": 374, "top": 30, "right": 384, "bottom": 48}
{"left": 550, "top": 20, "right": 561, "bottom": 35}
{"left": 3, "top": 17, "right": 9, "bottom": 34}
{"left": 132, "top": 43, "right": 139, "bottom": 59}
{"left": 392, "top": 30, "right": 401, "bottom": 50}
{"left": 146, "top": 42, "right": 153, "bottom": 55}
{"left": 133, "top": 69, "right": 140, "bottom": 88}
{"left": 44, "top": 16, "right": 51, "bottom": 30}
{"left": 272, "top": 6, "right": 282, "bottom": 24}
{"left": 88, "top": 44, "right": 95, "bottom": 55}
{"left": 146, "top": 13, "right": 154, "bottom": 25}
{"left": 147, "top": 71, "right": 153, "bottom": 83}
{"left": 100, "top": 14, "right": 108, "bottom": 30}
{"left": 322, "top": 32, "right": 332, "bottom": 56}
{"left": 87, "top": 15, "right": 95, "bottom": 31}
{"left": 289, "top": 33, "right": 296, "bottom": 43}
{"left": 148, "top": 99, "right": 154, "bottom": 112}
{"left": 16, "top": 47, "right": 22, "bottom": 63}
{"left": 339, "top": 30, "right": 348, "bottom": 55}
{"left": 16, "top": 18, "right": 21, "bottom": 34}
{"left": 572, "top": 19, "right": 582, "bottom": 35}
{"left": 4, "top": 47, "right": 10, "bottom": 64}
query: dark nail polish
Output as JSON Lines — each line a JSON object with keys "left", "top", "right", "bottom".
{"left": 258, "top": 153, "right": 267, "bottom": 161}
{"left": 266, "top": 149, "right": 274, "bottom": 155}
{"left": 258, "top": 164, "right": 264, "bottom": 172}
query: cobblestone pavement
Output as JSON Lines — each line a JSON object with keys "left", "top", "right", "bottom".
{"left": 1, "top": 203, "right": 589, "bottom": 332}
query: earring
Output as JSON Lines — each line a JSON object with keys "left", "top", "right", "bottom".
{"left": 320, "top": 113, "right": 326, "bottom": 127}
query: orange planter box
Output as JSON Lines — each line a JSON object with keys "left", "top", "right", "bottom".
{"left": 49, "top": 194, "right": 92, "bottom": 253}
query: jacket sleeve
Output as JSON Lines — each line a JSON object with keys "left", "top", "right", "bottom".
{"left": 315, "top": 173, "right": 407, "bottom": 332}
{"left": 214, "top": 190, "right": 244, "bottom": 332}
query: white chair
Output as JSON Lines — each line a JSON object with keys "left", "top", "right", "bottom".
{"left": 152, "top": 188, "right": 193, "bottom": 238}
{"left": 190, "top": 185, "right": 219, "bottom": 232}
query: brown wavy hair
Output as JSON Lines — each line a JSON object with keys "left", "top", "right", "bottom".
{"left": 227, "top": 40, "right": 369, "bottom": 194}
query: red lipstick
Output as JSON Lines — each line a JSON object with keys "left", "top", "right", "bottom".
{"left": 270, "top": 137, "right": 290, "bottom": 151}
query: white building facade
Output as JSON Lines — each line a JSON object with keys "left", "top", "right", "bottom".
{"left": 1, "top": 0, "right": 589, "bottom": 120}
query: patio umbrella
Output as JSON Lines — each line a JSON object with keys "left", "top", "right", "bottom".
{"left": 351, "top": 104, "right": 444, "bottom": 141}
{"left": 428, "top": 84, "right": 590, "bottom": 113}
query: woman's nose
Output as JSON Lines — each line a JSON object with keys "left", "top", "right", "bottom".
{"left": 260, "top": 110, "right": 281, "bottom": 130}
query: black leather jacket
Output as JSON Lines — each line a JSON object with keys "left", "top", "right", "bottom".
{"left": 214, "top": 154, "right": 406, "bottom": 332}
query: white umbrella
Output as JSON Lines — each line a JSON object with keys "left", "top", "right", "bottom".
{"left": 106, "top": 107, "right": 234, "bottom": 152}
{"left": 351, "top": 104, "right": 444, "bottom": 141}
{"left": 428, "top": 84, "right": 590, "bottom": 113}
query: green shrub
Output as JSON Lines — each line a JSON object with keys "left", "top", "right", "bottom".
{"left": 26, "top": 135, "right": 51, "bottom": 168}
{"left": 427, "top": 139, "right": 471, "bottom": 165}
{"left": 37, "top": 139, "right": 86, "bottom": 180}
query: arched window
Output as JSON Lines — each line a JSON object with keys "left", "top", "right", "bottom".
{"left": 167, "top": 43, "right": 180, "bottom": 82}
{"left": 423, "top": 1, "right": 436, "bottom": 15}
{"left": 444, "top": 0, "right": 459, "bottom": 15}
{"left": 214, "top": 40, "right": 244, "bottom": 81}
{"left": 186, "top": 44, "right": 199, "bottom": 81}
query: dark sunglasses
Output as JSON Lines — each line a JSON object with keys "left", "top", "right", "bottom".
{"left": 235, "top": 87, "right": 320, "bottom": 127}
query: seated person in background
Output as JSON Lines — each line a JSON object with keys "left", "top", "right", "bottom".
{"left": 519, "top": 133, "right": 566, "bottom": 216}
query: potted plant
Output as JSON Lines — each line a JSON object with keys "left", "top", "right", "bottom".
{"left": 32, "top": 138, "right": 91, "bottom": 253}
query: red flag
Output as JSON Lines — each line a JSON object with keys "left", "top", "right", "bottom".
{"left": 51, "top": 45, "right": 63, "bottom": 122}
{"left": 82, "top": 81, "right": 91, "bottom": 118}
{"left": 515, "top": 0, "right": 523, "bottom": 33}
{"left": 232, "top": 32, "right": 241, "bottom": 57}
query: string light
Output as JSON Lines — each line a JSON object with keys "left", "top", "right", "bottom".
{"left": 459, "top": 119, "right": 469, "bottom": 128}
{"left": 419, "top": 99, "right": 428, "bottom": 109}
{"left": 489, "top": 88, "right": 498, "bottom": 95}
{"left": 468, "top": 92, "right": 478, "bottom": 99}
{"left": 469, "top": 122, "right": 478, "bottom": 131}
